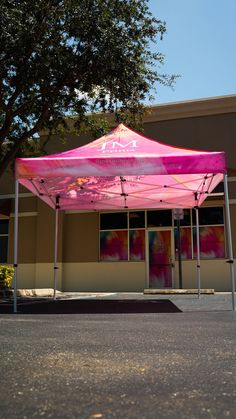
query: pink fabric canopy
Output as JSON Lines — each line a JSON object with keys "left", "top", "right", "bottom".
{"left": 15, "top": 124, "right": 226, "bottom": 210}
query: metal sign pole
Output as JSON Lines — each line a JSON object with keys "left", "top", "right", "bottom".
{"left": 177, "top": 218, "right": 183, "bottom": 289}
{"left": 173, "top": 209, "right": 184, "bottom": 289}
{"left": 195, "top": 207, "right": 201, "bottom": 298}
{"left": 223, "top": 174, "right": 235, "bottom": 311}
{"left": 13, "top": 179, "right": 19, "bottom": 313}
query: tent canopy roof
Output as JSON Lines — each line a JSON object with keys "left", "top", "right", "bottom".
{"left": 15, "top": 124, "right": 226, "bottom": 210}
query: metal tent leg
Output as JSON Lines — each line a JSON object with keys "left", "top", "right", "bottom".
{"left": 195, "top": 207, "right": 201, "bottom": 298}
{"left": 224, "top": 174, "right": 235, "bottom": 311}
{"left": 53, "top": 196, "right": 60, "bottom": 300}
{"left": 13, "top": 179, "right": 19, "bottom": 313}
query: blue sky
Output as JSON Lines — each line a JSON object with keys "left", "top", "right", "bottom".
{"left": 148, "top": 0, "right": 236, "bottom": 104}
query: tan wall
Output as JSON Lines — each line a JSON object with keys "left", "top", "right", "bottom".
{"left": 15, "top": 263, "right": 63, "bottom": 290}
{"left": 63, "top": 213, "right": 99, "bottom": 262}
{"left": 6, "top": 201, "right": 236, "bottom": 291}
{"left": 8, "top": 201, "right": 235, "bottom": 264}
{"left": 18, "top": 197, "right": 37, "bottom": 213}
{"left": 174, "top": 260, "right": 233, "bottom": 291}
{"left": 14, "top": 259, "right": 234, "bottom": 292}
{"left": 8, "top": 199, "right": 63, "bottom": 264}
{"left": 40, "top": 132, "right": 91, "bottom": 154}
{"left": 16, "top": 264, "right": 36, "bottom": 289}
{"left": 8, "top": 215, "right": 37, "bottom": 263}
{"left": 62, "top": 262, "right": 146, "bottom": 292}
{"left": 35, "top": 200, "right": 63, "bottom": 263}
{"left": 229, "top": 181, "right": 236, "bottom": 198}
{"left": 145, "top": 113, "right": 236, "bottom": 172}
{"left": 0, "top": 169, "right": 15, "bottom": 195}
{"left": 229, "top": 204, "right": 236, "bottom": 256}
{"left": 35, "top": 200, "right": 55, "bottom": 263}
{"left": 35, "top": 263, "right": 63, "bottom": 290}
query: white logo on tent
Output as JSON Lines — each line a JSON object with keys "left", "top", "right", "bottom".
{"left": 101, "top": 140, "right": 137, "bottom": 152}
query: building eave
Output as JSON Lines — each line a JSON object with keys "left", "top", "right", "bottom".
{"left": 144, "top": 94, "right": 236, "bottom": 123}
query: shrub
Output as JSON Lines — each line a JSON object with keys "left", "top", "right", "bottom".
{"left": 0, "top": 265, "right": 14, "bottom": 289}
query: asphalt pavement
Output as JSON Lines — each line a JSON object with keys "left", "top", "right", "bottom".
{"left": 0, "top": 293, "right": 236, "bottom": 419}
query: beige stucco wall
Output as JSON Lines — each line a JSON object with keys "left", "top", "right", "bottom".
{"left": 6, "top": 202, "right": 236, "bottom": 292}
{"left": 18, "top": 197, "right": 37, "bottom": 213}
{"left": 14, "top": 259, "right": 234, "bottom": 292}
{"left": 8, "top": 199, "right": 64, "bottom": 264}
{"left": 229, "top": 204, "right": 236, "bottom": 255}
{"left": 15, "top": 263, "right": 63, "bottom": 290}
{"left": 62, "top": 262, "right": 146, "bottom": 292}
{"left": 173, "top": 260, "right": 233, "bottom": 291}
{"left": 62, "top": 260, "right": 234, "bottom": 292}
{"left": 35, "top": 200, "right": 63, "bottom": 263}
{"left": 8, "top": 214, "right": 37, "bottom": 264}
{"left": 35, "top": 263, "right": 63, "bottom": 290}
{"left": 63, "top": 213, "right": 99, "bottom": 262}
{"left": 16, "top": 264, "right": 36, "bottom": 289}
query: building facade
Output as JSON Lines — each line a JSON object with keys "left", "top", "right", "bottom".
{"left": 1, "top": 95, "right": 236, "bottom": 291}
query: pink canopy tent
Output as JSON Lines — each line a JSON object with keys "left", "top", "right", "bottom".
{"left": 15, "top": 123, "right": 226, "bottom": 210}
{"left": 12, "top": 124, "right": 235, "bottom": 311}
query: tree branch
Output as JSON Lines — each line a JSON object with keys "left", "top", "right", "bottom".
{"left": 0, "top": 109, "right": 14, "bottom": 143}
{"left": 0, "top": 104, "right": 50, "bottom": 177}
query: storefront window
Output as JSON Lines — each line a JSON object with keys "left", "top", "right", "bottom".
{"left": 100, "top": 212, "right": 127, "bottom": 230}
{"left": 129, "top": 211, "right": 145, "bottom": 229}
{"left": 174, "top": 227, "right": 192, "bottom": 259}
{"left": 100, "top": 230, "right": 128, "bottom": 261}
{"left": 192, "top": 207, "right": 224, "bottom": 225}
{"left": 193, "top": 225, "right": 225, "bottom": 259}
{"left": 100, "top": 206, "right": 225, "bottom": 262}
{"left": 100, "top": 211, "right": 145, "bottom": 261}
{"left": 0, "top": 220, "right": 9, "bottom": 263}
{"left": 147, "top": 210, "right": 172, "bottom": 227}
{"left": 129, "top": 230, "right": 145, "bottom": 261}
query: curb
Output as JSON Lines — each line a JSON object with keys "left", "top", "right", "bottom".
{"left": 143, "top": 288, "right": 215, "bottom": 295}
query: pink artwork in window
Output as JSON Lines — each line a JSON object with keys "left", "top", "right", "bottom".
{"left": 194, "top": 226, "right": 225, "bottom": 258}
{"left": 129, "top": 230, "right": 145, "bottom": 261}
{"left": 100, "top": 230, "right": 128, "bottom": 261}
{"left": 175, "top": 227, "right": 192, "bottom": 259}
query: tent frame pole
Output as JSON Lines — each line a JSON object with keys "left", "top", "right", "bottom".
{"left": 223, "top": 174, "right": 235, "bottom": 311}
{"left": 53, "top": 195, "right": 60, "bottom": 300}
{"left": 177, "top": 218, "right": 183, "bottom": 289}
{"left": 195, "top": 206, "right": 201, "bottom": 298}
{"left": 13, "top": 179, "right": 19, "bottom": 314}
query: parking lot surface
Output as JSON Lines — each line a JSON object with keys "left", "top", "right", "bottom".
{"left": 0, "top": 293, "right": 235, "bottom": 418}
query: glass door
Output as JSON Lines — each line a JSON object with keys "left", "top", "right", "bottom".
{"left": 146, "top": 228, "right": 174, "bottom": 288}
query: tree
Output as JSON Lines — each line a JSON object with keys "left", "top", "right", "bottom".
{"left": 0, "top": 0, "right": 175, "bottom": 177}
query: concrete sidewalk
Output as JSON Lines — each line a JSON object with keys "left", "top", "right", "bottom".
{"left": 1, "top": 291, "right": 235, "bottom": 313}
{"left": 52, "top": 291, "right": 235, "bottom": 310}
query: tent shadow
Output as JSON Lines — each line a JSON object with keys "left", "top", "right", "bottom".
{"left": 3, "top": 299, "right": 182, "bottom": 314}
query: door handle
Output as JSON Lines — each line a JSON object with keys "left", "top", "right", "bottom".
{"left": 169, "top": 257, "right": 175, "bottom": 268}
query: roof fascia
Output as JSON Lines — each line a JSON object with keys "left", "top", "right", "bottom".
{"left": 144, "top": 95, "right": 236, "bottom": 123}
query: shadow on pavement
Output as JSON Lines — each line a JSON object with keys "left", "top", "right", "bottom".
{"left": 1, "top": 299, "right": 182, "bottom": 314}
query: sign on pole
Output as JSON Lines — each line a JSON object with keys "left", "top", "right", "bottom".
{"left": 173, "top": 208, "right": 184, "bottom": 220}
